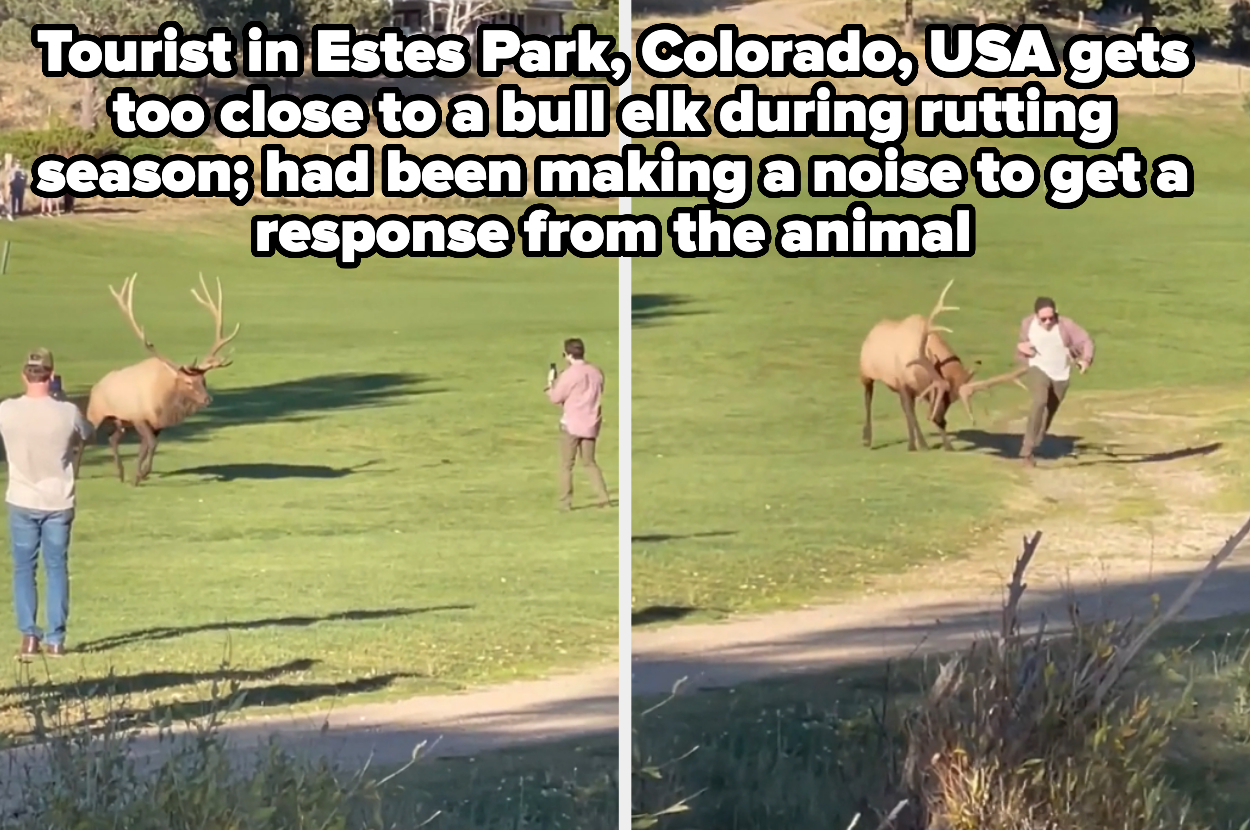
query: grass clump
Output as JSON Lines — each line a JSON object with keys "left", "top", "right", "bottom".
{"left": 900, "top": 531, "right": 1203, "bottom": 830}
{"left": 1, "top": 671, "right": 399, "bottom": 830}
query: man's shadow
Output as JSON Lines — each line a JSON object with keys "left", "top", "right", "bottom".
{"left": 952, "top": 430, "right": 1082, "bottom": 460}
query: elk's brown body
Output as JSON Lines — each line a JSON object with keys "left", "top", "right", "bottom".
{"left": 74, "top": 274, "right": 239, "bottom": 485}
{"left": 859, "top": 280, "right": 1026, "bottom": 451}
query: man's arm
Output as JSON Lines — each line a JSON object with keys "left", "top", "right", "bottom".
{"left": 546, "top": 370, "right": 572, "bottom": 405}
{"left": 1063, "top": 318, "right": 1095, "bottom": 368}
{"left": 71, "top": 407, "right": 94, "bottom": 441}
{"left": 1015, "top": 315, "right": 1034, "bottom": 361}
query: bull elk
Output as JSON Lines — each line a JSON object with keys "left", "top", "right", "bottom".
{"left": 74, "top": 273, "right": 239, "bottom": 485}
{"left": 859, "top": 280, "right": 1026, "bottom": 451}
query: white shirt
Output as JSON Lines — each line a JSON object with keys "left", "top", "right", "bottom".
{"left": 0, "top": 396, "right": 93, "bottom": 511}
{"left": 1027, "top": 317, "right": 1071, "bottom": 382}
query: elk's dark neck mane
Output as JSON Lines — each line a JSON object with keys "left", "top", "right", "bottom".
{"left": 154, "top": 392, "right": 207, "bottom": 429}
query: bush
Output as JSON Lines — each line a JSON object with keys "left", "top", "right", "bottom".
{"left": 0, "top": 122, "right": 215, "bottom": 164}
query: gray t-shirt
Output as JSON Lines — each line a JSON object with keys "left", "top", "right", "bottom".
{"left": 0, "top": 396, "right": 93, "bottom": 511}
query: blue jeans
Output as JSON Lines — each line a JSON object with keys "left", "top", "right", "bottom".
{"left": 8, "top": 505, "right": 74, "bottom": 645}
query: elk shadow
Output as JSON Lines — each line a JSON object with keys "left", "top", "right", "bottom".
{"left": 63, "top": 372, "right": 442, "bottom": 460}
{"left": 633, "top": 293, "right": 704, "bottom": 328}
{"left": 76, "top": 605, "right": 472, "bottom": 654}
{"left": 160, "top": 459, "right": 387, "bottom": 482}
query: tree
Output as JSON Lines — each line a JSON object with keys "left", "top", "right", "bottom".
{"left": 422, "top": 0, "right": 524, "bottom": 38}
{"left": 4, "top": 0, "right": 202, "bottom": 129}
{"left": 1152, "top": 0, "right": 1228, "bottom": 45}
{"left": 565, "top": 0, "right": 616, "bottom": 39}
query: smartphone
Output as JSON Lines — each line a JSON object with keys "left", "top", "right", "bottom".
{"left": 49, "top": 375, "right": 63, "bottom": 397}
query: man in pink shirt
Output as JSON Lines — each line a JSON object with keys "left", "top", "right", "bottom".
{"left": 545, "top": 338, "right": 611, "bottom": 511}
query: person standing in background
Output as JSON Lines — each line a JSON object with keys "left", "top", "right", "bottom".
{"left": 7, "top": 163, "right": 26, "bottom": 221}
{"left": 545, "top": 338, "right": 612, "bottom": 511}
{"left": 0, "top": 349, "right": 94, "bottom": 659}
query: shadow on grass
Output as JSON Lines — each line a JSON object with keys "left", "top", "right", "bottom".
{"left": 24, "top": 669, "right": 425, "bottom": 736}
{"left": 633, "top": 605, "right": 701, "bottom": 626}
{"left": 952, "top": 429, "right": 1223, "bottom": 464}
{"left": 633, "top": 294, "right": 704, "bottom": 328}
{"left": 75, "top": 605, "right": 472, "bottom": 654}
{"left": 160, "top": 459, "right": 388, "bottom": 482}
{"left": 58, "top": 372, "right": 443, "bottom": 471}
{"left": 632, "top": 531, "right": 737, "bottom": 543}
{"left": 2, "top": 658, "right": 324, "bottom": 710}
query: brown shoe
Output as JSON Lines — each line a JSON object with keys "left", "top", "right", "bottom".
{"left": 16, "top": 635, "right": 40, "bottom": 661}
{"left": 44, "top": 643, "right": 65, "bottom": 658}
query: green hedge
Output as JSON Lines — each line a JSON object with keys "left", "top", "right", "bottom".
{"left": 0, "top": 124, "right": 216, "bottom": 163}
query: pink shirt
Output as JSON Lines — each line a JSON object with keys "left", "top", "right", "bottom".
{"left": 546, "top": 360, "right": 604, "bottom": 439}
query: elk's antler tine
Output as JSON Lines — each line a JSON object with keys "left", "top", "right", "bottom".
{"left": 190, "top": 274, "right": 239, "bottom": 369}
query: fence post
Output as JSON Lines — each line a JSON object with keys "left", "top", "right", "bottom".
{"left": 1, "top": 241, "right": 10, "bottom": 276}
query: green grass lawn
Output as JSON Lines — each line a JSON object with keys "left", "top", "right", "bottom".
{"left": 631, "top": 611, "right": 1250, "bottom": 830}
{"left": 0, "top": 201, "right": 618, "bottom": 729}
{"left": 631, "top": 106, "right": 1250, "bottom": 618}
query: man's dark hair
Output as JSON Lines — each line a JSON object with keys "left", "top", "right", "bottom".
{"left": 563, "top": 338, "right": 585, "bottom": 360}
{"left": 1034, "top": 296, "right": 1057, "bottom": 314}
{"left": 22, "top": 366, "right": 50, "bottom": 383}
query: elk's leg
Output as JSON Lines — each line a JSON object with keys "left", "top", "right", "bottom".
{"left": 140, "top": 429, "right": 162, "bottom": 482}
{"left": 898, "top": 389, "right": 928, "bottom": 451}
{"left": 133, "top": 423, "right": 158, "bottom": 485}
{"left": 861, "top": 376, "right": 874, "bottom": 447}
{"left": 108, "top": 422, "right": 126, "bottom": 482}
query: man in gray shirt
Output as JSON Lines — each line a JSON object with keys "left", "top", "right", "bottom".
{"left": 0, "top": 349, "right": 94, "bottom": 659}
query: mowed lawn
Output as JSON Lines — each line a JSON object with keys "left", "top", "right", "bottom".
{"left": 0, "top": 204, "right": 618, "bottom": 729}
{"left": 632, "top": 108, "right": 1250, "bottom": 617}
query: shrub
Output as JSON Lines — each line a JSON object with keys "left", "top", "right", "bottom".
{"left": 0, "top": 122, "right": 215, "bottom": 164}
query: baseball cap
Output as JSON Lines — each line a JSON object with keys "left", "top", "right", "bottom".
{"left": 24, "top": 348, "right": 53, "bottom": 372}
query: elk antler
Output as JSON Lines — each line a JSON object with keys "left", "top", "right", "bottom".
{"left": 928, "top": 279, "right": 959, "bottom": 331}
{"left": 189, "top": 273, "right": 239, "bottom": 371}
{"left": 956, "top": 365, "right": 1032, "bottom": 426}
{"left": 108, "top": 274, "right": 181, "bottom": 372}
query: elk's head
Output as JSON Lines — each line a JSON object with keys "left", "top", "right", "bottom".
{"left": 110, "top": 273, "right": 239, "bottom": 412}
{"left": 921, "top": 330, "right": 983, "bottom": 428}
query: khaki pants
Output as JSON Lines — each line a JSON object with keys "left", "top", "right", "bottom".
{"left": 559, "top": 428, "right": 610, "bottom": 508}
{"left": 1021, "top": 366, "right": 1069, "bottom": 458}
